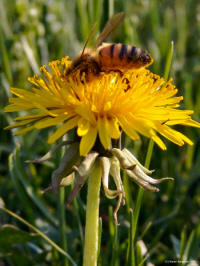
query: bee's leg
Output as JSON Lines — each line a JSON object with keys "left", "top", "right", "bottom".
{"left": 108, "top": 69, "right": 123, "bottom": 77}
{"left": 122, "top": 77, "right": 131, "bottom": 92}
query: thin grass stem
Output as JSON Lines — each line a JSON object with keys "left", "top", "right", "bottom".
{"left": 0, "top": 206, "right": 77, "bottom": 266}
{"left": 59, "top": 187, "right": 68, "bottom": 266}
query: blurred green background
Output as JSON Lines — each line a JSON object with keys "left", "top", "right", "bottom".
{"left": 0, "top": 0, "right": 200, "bottom": 265}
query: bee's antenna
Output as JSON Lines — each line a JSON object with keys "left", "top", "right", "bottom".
{"left": 81, "top": 23, "right": 97, "bottom": 58}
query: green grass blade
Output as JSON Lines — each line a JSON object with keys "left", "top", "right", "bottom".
{"left": 175, "top": 0, "right": 187, "bottom": 64}
{"left": 132, "top": 188, "right": 144, "bottom": 242}
{"left": 180, "top": 226, "right": 187, "bottom": 261}
{"left": 58, "top": 187, "right": 68, "bottom": 266}
{"left": 144, "top": 139, "right": 155, "bottom": 169}
{"left": 76, "top": 0, "right": 90, "bottom": 40}
{"left": 108, "top": 0, "right": 114, "bottom": 18}
{"left": 135, "top": 242, "right": 143, "bottom": 266}
{"left": 123, "top": 174, "right": 132, "bottom": 212}
{"left": 139, "top": 221, "right": 152, "bottom": 240}
{"left": 111, "top": 222, "right": 118, "bottom": 266}
{"left": 20, "top": 34, "right": 40, "bottom": 74}
{"left": 182, "top": 230, "right": 195, "bottom": 263}
{"left": 181, "top": 221, "right": 200, "bottom": 264}
{"left": 88, "top": 0, "right": 94, "bottom": 26}
{"left": 128, "top": 208, "right": 135, "bottom": 266}
{"left": 0, "top": 0, "right": 13, "bottom": 39}
{"left": 152, "top": 200, "right": 181, "bottom": 226}
{"left": 0, "top": 28, "right": 12, "bottom": 85}
{"left": 188, "top": 220, "right": 200, "bottom": 260}
{"left": 108, "top": 206, "right": 118, "bottom": 266}
{"left": 147, "top": 228, "right": 165, "bottom": 253}
{"left": 13, "top": 144, "right": 59, "bottom": 227}
{"left": 170, "top": 234, "right": 181, "bottom": 257}
{"left": 8, "top": 153, "right": 35, "bottom": 224}
{"left": 73, "top": 197, "right": 84, "bottom": 251}
{"left": 137, "top": 256, "right": 148, "bottom": 266}
{"left": 163, "top": 41, "right": 174, "bottom": 82}
{"left": 108, "top": 206, "right": 115, "bottom": 237}
{"left": 0, "top": 205, "right": 77, "bottom": 266}
{"left": 73, "top": 195, "right": 84, "bottom": 250}
{"left": 93, "top": 0, "right": 103, "bottom": 26}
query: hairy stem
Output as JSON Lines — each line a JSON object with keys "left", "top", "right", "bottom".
{"left": 83, "top": 161, "right": 102, "bottom": 266}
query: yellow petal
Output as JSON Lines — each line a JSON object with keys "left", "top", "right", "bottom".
{"left": 4, "top": 104, "right": 24, "bottom": 112}
{"left": 169, "top": 128, "right": 193, "bottom": 146}
{"left": 8, "top": 98, "right": 34, "bottom": 108}
{"left": 128, "top": 115, "right": 155, "bottom": 138}
{"left": 151, "top": 135, "right": 167, "bottom": 150}
{"left": 75, "top": 105, "right": 96, "bottom": 125}
{"left": 14, "top": 113, "right": 48, "bottom": 121}
{"left": 98, "top": 115, "right": 110, "bottom": 150}
{"left": 117, "top": 115, "right": 140, "bottom": 140}
{"left": 155, "top": 123, "right": 185, "bottom": 146}
{"left": 35, "top": 114, "right": 73, "bottom": 129}
{"left": 13, "top": 125, "right": 36, "bottom": 135}
{"left": 10, "top": 87, "right": 35, "bottom": 98}
{"left": 32, "top": 102, "right": 57, "bottom": 117}
{"left": 107, "top": 117, "right": 121, "bottom": 139}
{"left": 5, "top": 118, "right": 39, "bottom": 130}
{"left": 180, "top": 119, "right": 200, "bottom": 128}
{"left": 80, "top": 124, "right": 97, "bottom": 156}
{"left": 77, "top": 117, "right": 90, "bottom": 136}
{"left": 48, "top": 116, "right": 80, "bottom": 143}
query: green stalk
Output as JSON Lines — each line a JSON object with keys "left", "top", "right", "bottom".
{"left": 59, "top": 187, "right": 68, "bottom": 266}
{"left": 83, "top": 161, "right": 102, "bottom": 266}
{"left": 132, "top": 139, "right": 154, "bottom": 241}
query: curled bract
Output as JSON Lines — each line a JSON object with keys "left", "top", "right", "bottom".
{"left": 28, "top": 141, "right": 173, "bottom": 224}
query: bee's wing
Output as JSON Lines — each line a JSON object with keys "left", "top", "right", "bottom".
{"left": 81, "top": 22, "right": 97, "bottom": 58}
{"left": 94, "top": 12, "right": 124, "bottom": 50}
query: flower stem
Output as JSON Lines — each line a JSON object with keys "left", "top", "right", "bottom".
{"left": 83, "top": 161, "right": 102, "bottom": 266}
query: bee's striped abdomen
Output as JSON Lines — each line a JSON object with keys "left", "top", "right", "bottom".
{"left": 99, "top": 43, "right": 153, "bottom": 70}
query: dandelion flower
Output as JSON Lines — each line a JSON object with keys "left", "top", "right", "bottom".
{"left": 4, "top": 57, "right": 200, "bottom": 157}
{"left": 4, "top": 56, "right": 200, "bottom": 223}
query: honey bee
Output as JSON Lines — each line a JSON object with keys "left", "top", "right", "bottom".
{"left": 65, "top": 12, "right": 153, "bottom": 82}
